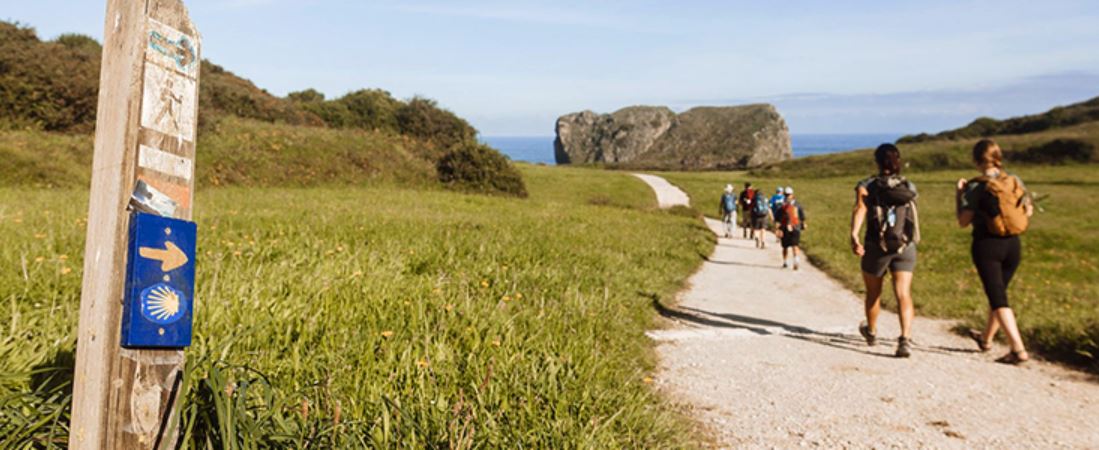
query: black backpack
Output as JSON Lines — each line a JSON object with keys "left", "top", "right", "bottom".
{"left": 866, "top": 176, "right": 920, "bottom": 254}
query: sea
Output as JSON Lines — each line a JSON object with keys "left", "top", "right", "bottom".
{"left": 482, "top": 133, "right": 903, "bottom": 165}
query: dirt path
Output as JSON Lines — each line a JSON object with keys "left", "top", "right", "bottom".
{"left": 635, "top": 174, "right": 1099, "bottom": 449}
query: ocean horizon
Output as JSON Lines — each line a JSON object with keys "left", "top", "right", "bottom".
{"left": 482, "top": 133, "right": 903, "bottom": 165}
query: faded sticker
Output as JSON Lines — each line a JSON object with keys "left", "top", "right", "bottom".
{"left": 137, "top": 175, "right": 192, "bottom": 211}
{"left": 146, "top": 18, "right": 199, "bottom": 78}
{"left": 130, "top": 179, "right": 179, "bottom": 218}
{"left": 138, "top": 144, "right": 193, "bottom": 181}
{"left": 140, "top": 63, "right": 197, "bottom": 141}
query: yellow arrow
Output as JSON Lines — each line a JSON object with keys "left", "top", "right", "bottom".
{"left": 138, "top": 241, "right": 189, "bottom": 272}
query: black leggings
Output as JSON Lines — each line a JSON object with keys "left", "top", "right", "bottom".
{"left": 971, "top": 236, "right": 1021, "bottom": 309}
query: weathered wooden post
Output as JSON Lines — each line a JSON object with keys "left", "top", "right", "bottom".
{"left": 70, "top": 1, "right": 201, "bottom": 448}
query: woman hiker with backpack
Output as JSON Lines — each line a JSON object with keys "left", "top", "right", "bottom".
{"left": 750, "top": 188, "right": 773, "bottom": 249}
{"left": 850, "top": 144, "right": 920, "bottom": 358}
{"left": 957, "top": 139, "right": 1033, "bottom": 365}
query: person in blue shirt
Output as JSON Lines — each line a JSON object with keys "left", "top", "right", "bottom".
{"left": 769, "top": 187, "right": 786, "bottom": 241}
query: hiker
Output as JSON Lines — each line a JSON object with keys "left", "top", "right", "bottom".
{"left": 849, "top": 144, "right": 920, "bottom": 358}
{"left": 750, "top": 188, "right": 773, "bottom": 249}
{"left": 718, "top": 184, "right": 738, "bottom": 238}
{"left": 738, "top": 182, "right": 756, "bottom": 239}
{"left": 770, "top": 187, "right": 786, "bottom": 219}
{"left": 770, "top": 187, "right": 787, "bottom": 244}
{"left": 776, "top": 187, "right": 805, "bottom": 268}
{"left": 957, "top": 139, "right": 1033, "bottom": 365}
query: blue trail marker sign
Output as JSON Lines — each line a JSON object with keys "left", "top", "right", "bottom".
{"left": 122, "top": 213, "right": 197, "bottom": 348}
{"left": 70, "top": 1, "right": 201, "bottom": 447}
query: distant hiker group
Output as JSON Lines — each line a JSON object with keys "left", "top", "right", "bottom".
{"left": 716, "top": 138, "right": 1034, "bottom": 364}
{"left": 717, "top": 182, "right": 806, "bottom": 269}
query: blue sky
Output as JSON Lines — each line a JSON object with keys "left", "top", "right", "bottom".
{"left": 4, "top": 0, "right": 1099, "bottom": 135}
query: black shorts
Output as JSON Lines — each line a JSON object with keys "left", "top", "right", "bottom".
{"left": 781, "top": 228, "right": 801, "bottom": 248}
{"left": 750, "top": 215, "right": 768, "bottom": 229}
{"left": 971, "top": 236, "right": 1021, "bottom": 309}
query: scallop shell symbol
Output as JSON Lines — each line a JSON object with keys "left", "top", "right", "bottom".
{"left": 140, "top": 283, "right": 187, "bottom": 325}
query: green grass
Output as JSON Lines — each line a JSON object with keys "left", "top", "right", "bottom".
{"left": 0, "top": 118, "right": 445, "bottom": 190}
{"left": 661, "top": 164, "right": 1099, "bottom": 373}
{"left": 0, "top": 164, "right": 713, "bottom": 447}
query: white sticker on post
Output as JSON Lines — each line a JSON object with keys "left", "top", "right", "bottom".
{"left": 138, "top": 144, "right": 193, "bottom": 181}
{"left": 141, "top": 62, "right": 197, "bottom": 141}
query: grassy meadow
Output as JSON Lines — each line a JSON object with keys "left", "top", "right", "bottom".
{"left": 0, "top": 165, "right": 713, "bottom": 447}
{"left": 661, "top": 163, "right": 1099, "bottom": 372}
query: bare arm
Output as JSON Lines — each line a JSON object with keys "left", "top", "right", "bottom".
{"left": 956, "top": 178, "right": 974, "bottom": 228}
{"left": 850, "top": 187, "right": 868, "bottom": 256}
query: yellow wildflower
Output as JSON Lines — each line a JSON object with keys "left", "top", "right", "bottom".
{"left": 492, "top": 339, "right": 501, "bottom": 347}
{"left": 643, "top": 377, "right": 654, "bottom": 384}
{"left": 416, "top": 359, "right": 429, "bottom": 368}
{"left": 60, "top": 266, "right": 72, "bottom": 275}
{"left": 381, "top": 330, "right": 394, "bottom": 338}
{"left": 480, "top": 280, "right": 489, "bottom": 288}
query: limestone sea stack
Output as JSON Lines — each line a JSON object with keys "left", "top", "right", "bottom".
{"left": 554, "top": 104, "right": 792, "bottom": 170}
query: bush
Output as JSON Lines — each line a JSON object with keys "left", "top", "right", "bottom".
{"left": 1008, "top": 139, "right": 1096, "bottom": 165}
{"left": 333, "top": 89, "right": 400, "bottom": 131}
{"left": 396, "top": 97, "right": 476, "bottom": 150}
{"left": 436, "top": 143, "right": 528, "bottom": 197}
{"left": 0, "top": 23, "right": 101, "bottom": 132}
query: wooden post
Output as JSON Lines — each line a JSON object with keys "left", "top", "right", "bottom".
{"left": 70, "top": 1, "right": 200, "bottom": 448}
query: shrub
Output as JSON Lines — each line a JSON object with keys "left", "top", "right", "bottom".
{"left": 0, "top": 22, "right": 101, "bottom": 132}
{"left": 1008, "top": 139, "right": 1096, "bottom": 165}
{"left": 333, "top": 89, "right": 400, "bottom": 131}
{"left": 436, "top": 143, "right": 528, "bottom": 197}
{"left": 287, "top": 88, "right": 325, "bottom": 103}
{"left": 396, "top": 97, "right": 476, "bottom": 149}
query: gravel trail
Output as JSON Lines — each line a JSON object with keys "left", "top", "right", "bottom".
{"left": 635, "top": 173, "right": 1099, "bottom": 449}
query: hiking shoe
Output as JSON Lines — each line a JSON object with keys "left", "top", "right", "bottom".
{"left": 858, "top": 323, "right": 876, "bottom": 347}
{"left": 895, "top": 337, "right": 912, "bottom": 358}
{"left": 996, "top": 351, "right": 1030, "bottom": 365}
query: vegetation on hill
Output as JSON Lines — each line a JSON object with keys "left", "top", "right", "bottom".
{"left": 0, "top": 166, "right": 712, "bottom": 447}
{"left": 0, "top": 21, "right": 517, "bottom": 195}
{"left": 662, "top": 165, "right": 1099, "bottom": 375}
{"left": 753, "top": 120, "right": 1099, "bottom": 179}
{"left": 899, "top": 96, "right": 1099, "bottom": 144}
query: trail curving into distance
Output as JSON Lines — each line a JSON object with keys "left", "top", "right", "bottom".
{"left": 634, "top": 173, "right": 1099, "bottom": 449}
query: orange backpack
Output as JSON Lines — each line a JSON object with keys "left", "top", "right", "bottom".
{"left": 781, "top": 203, "right": 800, "bottom": 229}
{"left": 975, "top": 174, "right": 1029, "bottom": 236}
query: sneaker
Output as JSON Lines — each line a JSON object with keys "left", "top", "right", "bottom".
{"left": 895, "top": 337, "right": 912, "bottom": 358}
{"left": 858, "top": 323, "right": 876, "bottom": 346}
{"left": 792, "top": 263, "right": 799, "bottom": 271}
{"left": 782, "top": 262, "right": 788, "bottom": 269}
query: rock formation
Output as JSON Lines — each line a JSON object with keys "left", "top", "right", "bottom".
{"left": 554, "top": 104, "right": 792, "bottom": 169}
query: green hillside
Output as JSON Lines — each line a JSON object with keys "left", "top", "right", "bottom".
{"left": 754, "top": 112, "right": 1099, "bottom": 179}
{"left": 899, "top": 96, "right": 1099, "bottom": 143}
{"left": 0, "top": 21, "right": 522, "bottom": 195}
